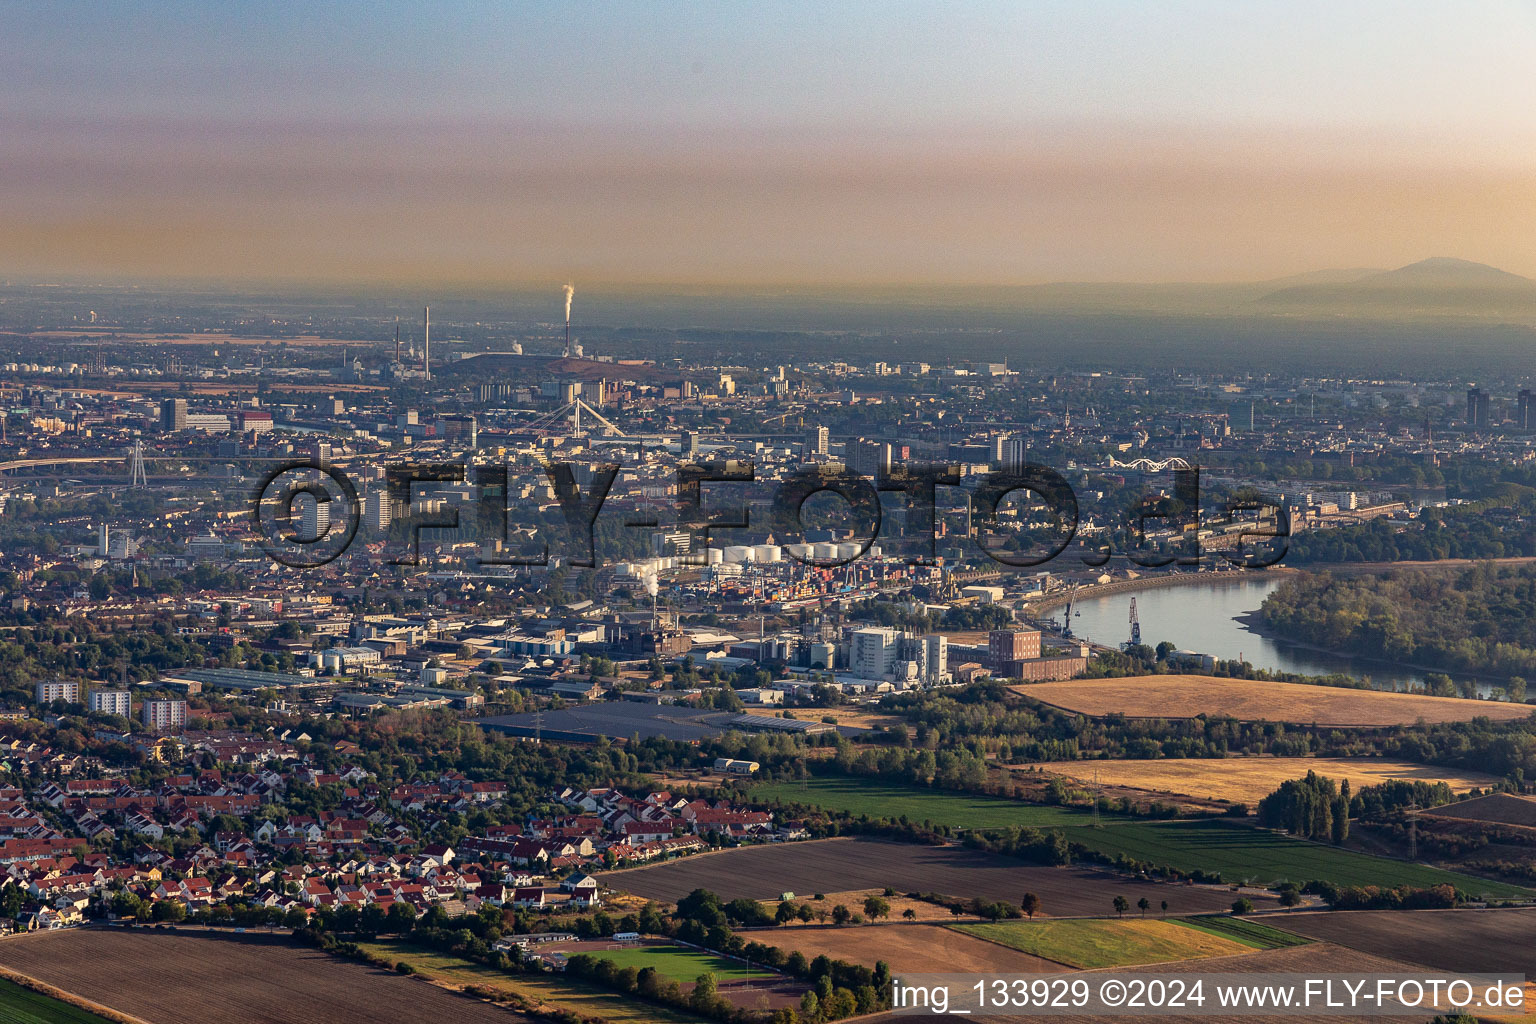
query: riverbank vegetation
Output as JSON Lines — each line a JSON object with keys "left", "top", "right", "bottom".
{"left": 1260, "top": 566, "right": 1536, "bottom": 681}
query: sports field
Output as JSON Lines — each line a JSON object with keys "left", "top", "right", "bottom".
{"left": 1015, "top": 675, "right": 1534, "bottom": 726}
{"left": 567, "top": 944, "right": 760, "bottom": 984}
{"left": 0, "top": 979, "right": 113, "bottom": 1024}
{"left": 1030, "top": 757, "right": 1500, "bottom": 805}
{"left": 953, "top": 919, "right": 1251, "bottom": 969}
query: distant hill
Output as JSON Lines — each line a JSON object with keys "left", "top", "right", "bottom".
{"left": 1258, "top": 257, "right": 1536, "bottom": 313}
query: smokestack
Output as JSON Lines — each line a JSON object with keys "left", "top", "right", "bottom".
{"left": 423, "top": 306, "right": 430, "bottom": 379}
{"left": 562, "top": 283, "right": 575, "bottom": 358}
{"left": 394, "top": 317, "right": 400, "bottom": 363}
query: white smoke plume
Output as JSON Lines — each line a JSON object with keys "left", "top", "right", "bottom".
{"left": 644, "top": 573, "right": 659, "bottom": 598}
{"left": 563, "top": 282, "right": 575, "bottom": 324}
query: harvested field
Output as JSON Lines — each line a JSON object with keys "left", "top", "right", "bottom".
{"left": 762, "top": 923, "right": 1069, "bottom": 974}
{"left": 1422, "top": 792, "right": 1536, "bottom": 828}
{"left": 357, "top": 941, "right": 710, "bottom": 1023}
{"left": 927, "top": 944, "right": 1434, "bottom": 1024}
{"left": 762, "top": 889, "right": 963, "bottom": 923}
{"left": 601, "top": 837, "right": 1264, "bottom": 916}
{"left": 0, "top": 928, "right": 532, "bottom": 1024}
{"left": 953, "top": 918, "right": 1252, "bottom": 969}
{"left": 1015, "top": 675, "right": 1534, "bottom": 727}
{"left": 1279, "top": 908, "right": 1536, "bottom": 977}
{"left": 1028, "top": 757, "right": 1501, "bottom": 805}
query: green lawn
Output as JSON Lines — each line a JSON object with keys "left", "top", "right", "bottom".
{"left": 574, "top": 944, "right": 761, "bottom": 984}
{"left": 0, "top": 979, "right": 113, "bottom": 1024}
{"left": 752, "top": 777, "right": 1533, "bottom": 898}
{"left": 953, "top": 918, "right": 1251, "bottom": 969}
{"left": 1170, "top": 916, "right": 1311, "bottom": 949}
{"left": 751, "top": 778, "right": 1087, "bottom": 829}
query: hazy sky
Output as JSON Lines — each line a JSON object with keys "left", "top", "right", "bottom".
{"left": 7, "top": 1, "right": 1536, "bottom": 286}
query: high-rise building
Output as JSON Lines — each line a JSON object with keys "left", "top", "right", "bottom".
{"left": 1001, "top": 435, "right": 1029, "bottom": 471}
{"left": 300, "top": 496, "right": 330, "bottom": 541}
{"left": 849, "top": 438, "right": 892, "bottom": 479}
{"left": 89, "top": 690, "right": 132, "bottom": 716}
{"left": 159, "top": 397, "right": 187, "bottom": 432}
{"left": 308, "top": 439, "right": 331, "bottom": 470}
{"left": 679, "top": 430, "right": 700, "bottom": 457}
{"left": 1519, "top": 389, "right": 1533, "bottom": 431}
{"left": 851, "top": 627, "right": 899, "bottom": 679}
{"left": 142, "top": 698, "right": 187, "bottom": 733}
{"left": 436, "top": 415, "right": 478, "bottom": 446}
{"left": 806, "top": 425, "right": 829, "bottom": 456}
{"left": 36, "top": 680, "right": 80, "bottom": 705}
{"left": 366, "top": 490, "right": 392, "bottom": 531}
{"left": 1467, "top": 386, "right": 1491, "bottom": 428}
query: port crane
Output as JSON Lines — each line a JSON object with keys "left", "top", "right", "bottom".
{"left": 1125, "top": 597, "right": 1141, "bottom": 649}
{"left": 1059, "top": 582, "right": 1079, "bottom": 638}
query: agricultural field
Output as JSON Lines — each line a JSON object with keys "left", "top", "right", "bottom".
{"left": 1422, "top": 792, "right": 1536, "bottom": 828}
{"left": 1037, "top": 943, "right": 1433, "bottom": 1024}
{"left": 739, "top": 779, "right": 1530, "bottom": 896}
{"left": 762, "top": 923, "right": 1068, "bottom": 975}
{"left": 358, "top": 940, "right": 725, "bottom": 1022}
{"left": 751, "top": 777, "right": 1087, "bottom": 828}
{"left": 952, "top": 918, "right": 1252, "bottom": 969}
{"left": 1170, "top": 916, "right": 1311, "bottom": 949}
{"left": 1064, "top": 818, "right": 1533, "bottom": 896}
{"left": 1015, "top": 675, "right": 1534, "bottom": 726}
{"left": 0, "top": 979, "right": 115, "bottom": 1024}
{"left": 1029, "top": 756, "right": 1501, "bottom": 805}
{"left": 1278, "top": 908, "right": 1536, "bottom": 977}
{"left": 761, "top": 888, "right": 962, "bottom": 924}
{"left": 602, "top": 837, "right": 1264, "bottom": 915}
{"left": 0, "top": 928, "right": 533, "bottom": 1024}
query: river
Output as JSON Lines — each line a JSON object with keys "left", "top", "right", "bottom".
{"left": 1066, "top": 577, "right": 1430, "bottom": 689}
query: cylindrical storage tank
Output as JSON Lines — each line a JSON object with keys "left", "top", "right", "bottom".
{"left": 867, "top": 544, "right": 882, "bottom": 559}
{"left": 705, "top": 547, "right": 724, "bottom": 564}
{"left": 836, "top": 542, "right": 863, "bottom": 560}
{"left": 753, "top": 544, "right": 781, "bottom": 563}
{"left": 786, "top": 543, "right": 811, "bottom": 558}
{"left": 811, "top": 542, "right": 838, "bottom": 561}
{"left": 724, "top": 545, "right": 755, "bottom": 563}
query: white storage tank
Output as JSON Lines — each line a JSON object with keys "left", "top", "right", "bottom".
{"left": 753, "top": 544, "right": 782, "bottom": 563}
{"left": 704, "top": 547, "right": 724, "bottom": 564}
{"left": 836, "top": 542, "right": 863, "bottom": 560}
{"left": 811, "top": 542, "right": 839, "bottom": 561}
{"left": 723, "top": 545, "right": 755, "bottom": 563}
{"left": 785, "top": 543, "right": 812, "bottom": 559}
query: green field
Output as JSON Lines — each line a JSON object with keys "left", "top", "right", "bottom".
{"left": 752, "top": 778, "right": 1087, "bottom": 829}
{"left": 953, "top": 919, "right": 1251, "bottom": 969}
{"left": 753, "top": 777, "right": 1532, "bottom": 898}
{"left": 0, "top": 979, "right": 113, "bottom": 1024}
{"left": 1061, "top": 818, "right": 1532, "bottom": 896}
{"left": 1171, "top": 916, "right": 1311, "bottom": 949}
{"left": 572, "top": 944, "right": 761, "bottom": 984}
